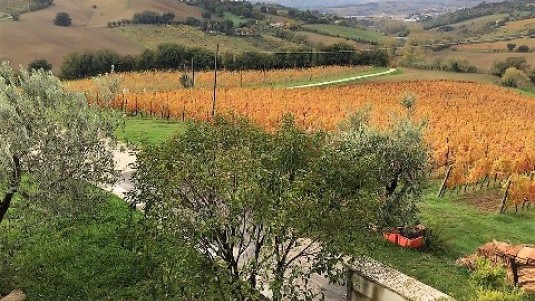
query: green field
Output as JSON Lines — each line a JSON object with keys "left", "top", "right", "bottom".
{"left": 302, "top": 24, "right": 387, "bottom": 43}
{"left": 223, "top": 12, "right": 250, "bottom": 26}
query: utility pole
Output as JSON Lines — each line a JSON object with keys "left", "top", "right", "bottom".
{"left": 191, "top": 57, "right": 195, "bottom": 87}
{"left": 212, "top": 43, "right": 219, "bottom": 118}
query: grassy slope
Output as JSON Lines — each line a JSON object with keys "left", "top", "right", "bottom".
{"left": 116, "top": 25, "right": 301, "bottom": 54}
{"left": 295, "top": 31, "right": 369, "bottom": 48}
{"left": 0, "top": 193, "right": 215, "bottom": 300}
{"left": 0, "top": 0, "right": 44, "bottom": 14}
{"left": 344, "top": 184, "right": 535, "bottom": 300}
{"left": 223, "top": 12, "right": 250, "bottom": 26}
{"left": 302, "top": 24, "right": 387, "bottom": 43}
{"left": 0, "top": 120, "right": 204, "bottom": 300}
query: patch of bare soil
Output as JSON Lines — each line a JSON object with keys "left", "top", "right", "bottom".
{"left": 454, "top": 188, "right": 503, "bottom": 212}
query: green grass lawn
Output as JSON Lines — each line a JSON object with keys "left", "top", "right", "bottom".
{"left": 302, "top": 24, "right": 387, "bottom": 43}
{"left": 116, "top": 117, "right": 186, "bottom": 146}
{"left": 342, "top": 184, "right": 535, "bottom": 300}
{"left": 0, "top": 191, "right": 222, "bottom": 300}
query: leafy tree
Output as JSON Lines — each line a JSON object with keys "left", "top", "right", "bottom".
{"left": 155, "top": 43, "right": 186, "bottom": 70}
{"left": 132, "top": 11, "right": 171, "bottom": 25}
{"left": 132, "top": 116, "right": 376, "bottom": 300}
{"left": 185, "top": 16, "right": 202, "bottom": 27}
{"left": 28, "top": 58, "right": 52, "bottom": 72}
{"left": 54, "top": 12, "right": 72, "bottom": 27}
{"left": 162, "top": 12, "right": 175, "bottom": 23}
{"left": 0, "top": 63, "right": 118, "bottom": 224}
{"left": 60, "top": 49, "right": 122, "bottom": 79}
{"left": 317, "top": 43, "right": 356, "bottom": 66}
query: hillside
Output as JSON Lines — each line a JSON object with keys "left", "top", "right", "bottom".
{"left": 0, "top": 0, "right": 53, "bottom": 14}
{"left": 0, "top": 0, "right": 391, "bottom": 72}
{"left": 0, "top": 0, "right": 213, "bottom": 69}
{"left": 423, "top": 0, "right": 535, "bottom": 29}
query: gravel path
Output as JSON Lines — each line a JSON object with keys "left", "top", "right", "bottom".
{"left": 288, "top": 68, "right": 397, "bottom": 89}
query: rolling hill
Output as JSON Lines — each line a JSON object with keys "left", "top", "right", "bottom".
{"left": 0, "top": 0, "right": 389, "bottom": 72}
{"left": 0, "top": 0, "right": 209, "bottom": 69}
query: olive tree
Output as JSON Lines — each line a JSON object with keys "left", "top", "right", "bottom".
{"left": 337, "top": 105, "right": 429, "bottom": 228}
{"left": 0, "top": 63, "right": 118, "bottom": 223}
{"left": 132, "top": 116, "right": 376, "bottom": 300}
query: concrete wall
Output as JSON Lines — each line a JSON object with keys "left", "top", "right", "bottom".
{"left": 348, "top": 272, "right": 408, "bottom": 301}
{"left": 347, "top": 257, "right": 453, "bottom": 301}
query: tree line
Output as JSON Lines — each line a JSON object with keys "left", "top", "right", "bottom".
{"left": 59, "top": 43, "right": 389, "bottom": 79}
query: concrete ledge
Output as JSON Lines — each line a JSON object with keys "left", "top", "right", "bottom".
{"left": 349, "top": 256, "right": 452, "bottom": 301}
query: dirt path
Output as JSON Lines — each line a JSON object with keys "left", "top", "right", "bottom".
{"left": 288, "top": 68, "right": 397, "bottom": 89}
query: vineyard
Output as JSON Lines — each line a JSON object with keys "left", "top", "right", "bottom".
{"left": 66, "top": 66, "right": 373, "bottom": 93}
{"left": 85, "top": 79, "right": 535, "bottom": 210}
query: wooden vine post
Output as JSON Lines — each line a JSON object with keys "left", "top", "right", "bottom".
{"left": 497, "top": 178, "right": 511, "bottom": 214}
{"left": 437, "top": 166, "right": 452, "bottom": 198}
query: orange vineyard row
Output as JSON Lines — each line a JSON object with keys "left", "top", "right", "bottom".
{"left": 97, "top": 81, "right": 535, "bottom": 205}
{"left": 67, "top": 66, "right": 372, "bottom": 93}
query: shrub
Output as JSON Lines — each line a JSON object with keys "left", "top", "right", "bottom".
{"left": 469, "top": 289, "right": 523, "bottom": 301}
{"left": 516, "top": 45, "right": 530, "bottom": 52}
{"left": 506, "top": 43, "right": 516, "bottom": 52}
{"left": 54, "top": 12, "right": 72, "bottom": 27}
{"left": 180, "top": 74, "right": 193, "bottom": 88}
{"left": 468, "top": 258, "right": 523, "bottom": 301}
{"left": 441, "top": 58, "right": 479, "bottom": 73}
{"left": 528, "top": 68, "right": 535, "bottom": 84}
{"left": 501, "top": 67, "right": 533, "bottom": 88}
{"left": 28, "top": 59, "right": 52, "bottom": 72}
{"left": 491, "top": 57, "right": 529, "bottom": 76}
{"left": 11, "top": 12, "right": 20, "bottom": 21}
{"left": 470, "top": 258, "right": 507, "bottom": 290}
